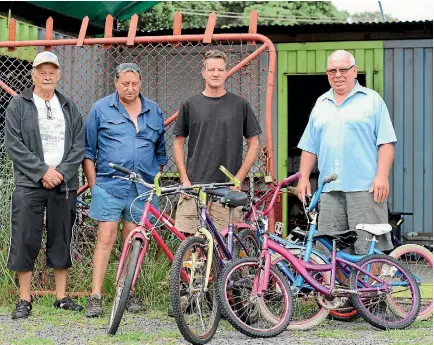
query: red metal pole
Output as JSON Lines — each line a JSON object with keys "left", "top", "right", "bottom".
{"left": 0, "top": 80, "right": 17, "bottom": 96}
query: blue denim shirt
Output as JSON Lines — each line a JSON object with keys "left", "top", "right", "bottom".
{"left": 298, "top": 81, "right": 397, "bottom": 193}
{"left": 84, "top": 92, "right": 168, "bottom": 198}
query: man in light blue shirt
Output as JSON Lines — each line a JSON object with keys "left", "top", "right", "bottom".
{"left": 297, "top": 50, "right": 397, "bottom": 254}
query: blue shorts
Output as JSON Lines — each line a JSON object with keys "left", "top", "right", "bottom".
{"left": 90, "top": 183, "right": 158, "bottom": 223}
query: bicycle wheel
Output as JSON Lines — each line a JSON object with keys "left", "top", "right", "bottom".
{"left": 107, "top": 238, "right": 142, "bottom": 335}
{"left": 170, "top": 236, "right": 220, "bottom": 345}
{"left": 217, "top": 257, "right": 293, "bottom": 338}
{"left": 349, "top": 254, "right": 420, "bottom": 330}
{"left": 328, "top": 302, "right": 359, "bottom": 322}
{"left": 389, "top": 244, "right": 433, "bottom": 320}
{"left": 232, "top": 229, "right": 261, "bottom": 258}
{"left": 271, "top": 249, "right": 331, "bottom": 330}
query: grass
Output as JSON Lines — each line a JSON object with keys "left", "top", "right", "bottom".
{"left": 380, "top": 328, "right": 433, "bottom": 340}
{"left": 9, "top": 338, "right": 56, "bottom": 345}
{"left": 90, "top": 330, "right": 181, "bottom": 345}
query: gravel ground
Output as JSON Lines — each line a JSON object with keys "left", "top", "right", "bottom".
{"left": 0, "top": 307, "right": 432, "bottom": 345}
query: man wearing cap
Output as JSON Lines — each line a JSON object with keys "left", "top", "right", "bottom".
{"left": 5, "top": 51, "right": 85, "bottom": 319}
{"left": 83, "top": 62, "right": 168, "bottom": 317}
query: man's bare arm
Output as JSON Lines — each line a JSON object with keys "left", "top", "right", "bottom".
{"left": 235, "top": 135, "right": 260, "bottom": 183}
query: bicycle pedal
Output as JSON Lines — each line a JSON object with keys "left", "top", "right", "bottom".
{"left": 275, "top": 222, "right": 284, "bottom": 235}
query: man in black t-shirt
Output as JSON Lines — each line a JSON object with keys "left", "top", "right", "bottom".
{"left": 173, "top": 50, "right": 262, "bottom": 233}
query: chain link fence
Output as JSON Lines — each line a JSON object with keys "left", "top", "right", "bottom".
{"left": 0, "top": 37, "right": 272, "bottom": 296}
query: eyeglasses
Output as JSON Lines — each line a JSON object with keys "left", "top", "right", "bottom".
{"left": 326, "top": 65, "right": 355, "bottom": 75}
{"left": 45, "top": 100, "right": 53, "bottom": 119}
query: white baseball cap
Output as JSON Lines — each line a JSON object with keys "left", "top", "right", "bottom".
{"left": 33, "top": 51, "right": 60, "bottom": 68}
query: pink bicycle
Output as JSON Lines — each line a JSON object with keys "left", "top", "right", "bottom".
{"left": 106, "top": 163, "right": 233, "bottom": 335}
{"left": 217, "top": 172, "right": 421, "bottom": 338}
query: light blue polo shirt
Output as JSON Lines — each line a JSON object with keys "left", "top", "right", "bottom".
{"left": 298, "top": 81, "right": 397, "bottom": 193}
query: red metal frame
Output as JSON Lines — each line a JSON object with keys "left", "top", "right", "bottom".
{"left": 1, "top": 11, "right": 278, "bottom": 296}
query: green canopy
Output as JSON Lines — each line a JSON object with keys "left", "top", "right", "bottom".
{"left": 29, "top": 1, "right": 160, "bottom": 26}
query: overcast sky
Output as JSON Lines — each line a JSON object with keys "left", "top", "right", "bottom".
{"left": 332, "top": 0, "right": 433, "bottom": 21}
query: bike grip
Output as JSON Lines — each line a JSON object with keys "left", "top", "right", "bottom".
{"left": 109, "top": 163, "right": 131, "bottom": 175}
{"left": 219, "top": 165, "right": 241, "bottom": 187}
{"left": 324, "top": 174, "right": 338, "bottom": 183}
{"left": 282, "top": 172, "right": 302, "bottom": 187}
{"left": 154, "top": 172, "right": 162, "bottom": 196}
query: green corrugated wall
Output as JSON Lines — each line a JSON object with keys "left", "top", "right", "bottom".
{"left": 0, "top": 15, "right": 38, "bottom": 61}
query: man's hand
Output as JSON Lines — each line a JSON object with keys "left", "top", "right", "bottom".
{"left": 369, "top": 174, "right": 389, "bottom": 203}
{"left": 42, "top": 168, "right": 63, "bottom": 189}
{"left": 230, "top": 175, "right": 243, "bottom": 191}
{"left": 297, "top": 178, "right": 312, "bottom": 204}
{"left": 159, "top": 165, "right": 164, "bottom": 172}
{"left": 42, "top": 180, "right": 54, "bottom": 189}
{"left": 182, "top": 178, "right": 192, "bottom": 199}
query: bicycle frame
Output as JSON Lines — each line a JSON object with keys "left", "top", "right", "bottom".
{"left": 256, "top": 231, "right": 391, "bottom": 297}
{"left": 117, "top": 190, "right": 187, "bottom": 288}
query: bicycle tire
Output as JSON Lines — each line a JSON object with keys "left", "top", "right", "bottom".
{"left": 218, "top": 257, "right": 293, "bottom": 338}
{"left": 389, "top": 244, "right": 433, "bottom": 321}
{"left": 232, "top": 229, "right": 261, "bottom": 258}
{"left": 170, "top": 236, "right": 220, "bottom": 345}
{"left": 271, "top": 249, "right": 331, "bottom": 330}
{"left": 107, "top": 239, "right": 142, "bottom": 335}
{"left": 329, "top": 305, "right": 359, "bottom": 322}
{"left": 349, "top": 254, "right": 420, "bottom": 330}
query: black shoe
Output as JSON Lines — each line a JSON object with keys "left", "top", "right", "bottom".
{"left": 53, "top": 296, "right": 84, "bottom": 311}
{"left": 11, "top": 299, "right": 32, "bottom": 320}
{"left": 126, "top": 293, "right": 143, "bottom": 313}
{"left": 85, "top": 294, "right": 103, "bottom": 318}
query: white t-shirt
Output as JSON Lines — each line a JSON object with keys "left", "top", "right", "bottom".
{"left": 33, "top": 93, "right": 65, "bottom": 168}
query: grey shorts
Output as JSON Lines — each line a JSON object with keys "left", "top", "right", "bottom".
{"left": 317, "top": 191, "right": 393, "bottom": 254}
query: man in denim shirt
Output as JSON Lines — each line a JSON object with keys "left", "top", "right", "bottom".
{"left": 297, "top": 50, "right": 397, "bottom": 254}
{"left": 83, "top": 63, "right": 167, "bottom": 317}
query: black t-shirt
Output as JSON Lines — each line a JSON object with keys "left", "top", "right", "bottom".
{"left": 173, "top": 92, "right": 262, "bottom": 183}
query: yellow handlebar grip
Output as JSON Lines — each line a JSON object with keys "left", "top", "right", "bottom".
{"left": 154, "top": 172, "right": 162, "bottom": 196}
{"left": 219, "top": 165, "right": 241, "bottom": 187}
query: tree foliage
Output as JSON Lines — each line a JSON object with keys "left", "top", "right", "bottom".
{"left": 348, "top": 11, "right": 399, "bottom": 23}
{"left": 125, "top": 1, "right": 350, "bottom": 32}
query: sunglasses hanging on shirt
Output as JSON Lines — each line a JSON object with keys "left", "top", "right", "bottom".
{"left": 45, "top": 100, "right": 53, "bottom": 119}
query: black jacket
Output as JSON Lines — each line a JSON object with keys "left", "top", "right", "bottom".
{"left": 5, "top": 87, "right": 85, "bottom": 191}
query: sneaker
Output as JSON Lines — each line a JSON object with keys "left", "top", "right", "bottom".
{"left": 85, "top": 294, "right": 103, "bottom": 318}
{"left": 11, "top": 299, "right": 32, "bottom": 320}
{"left": 53, "top": 296, "right": 84, "bottom": 312}
{"left": 126, "top": 293, "right": 143, "bottom": 313}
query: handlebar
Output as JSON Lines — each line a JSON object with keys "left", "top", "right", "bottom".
{"left": 110, "top": 163, "right": 133, "bottom": 176}
{"left": 219, "top": 165, "right": 241, "bottom": 188}
{"left": 262, "top": 172, "right": 301, "bottom": 216}
{"left": 308, "top": 174, "right": 338, "bottom": 212}
{"left": 109, "top": 162, "right": 235, "bottom": 197}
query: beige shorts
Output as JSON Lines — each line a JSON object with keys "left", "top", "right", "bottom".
{"left": 174, "top": 197, "right": 243, "bottom": 234}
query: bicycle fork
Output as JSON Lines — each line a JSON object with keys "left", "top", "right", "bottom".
{"left": 190, "top": 227, "right": 214, "bottom": 292}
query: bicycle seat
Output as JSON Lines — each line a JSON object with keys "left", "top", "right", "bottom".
{"left": 356, "top": 223, "right": 392, "bottom": 236}
{"left": 204, "top": 187, "right": 231, "bottom": 198}
{"left": 289, "top": 228, "right": 308, "bottom": 242}
{"left": 220, "top": 191, "right": 248, "bottom": 208}
{"left": 317, "top": 230, "right": 358, "bottom": 250}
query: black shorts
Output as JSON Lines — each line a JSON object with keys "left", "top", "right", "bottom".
{"left": 7, "top": 186, "right": 77, "bottom": 272}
